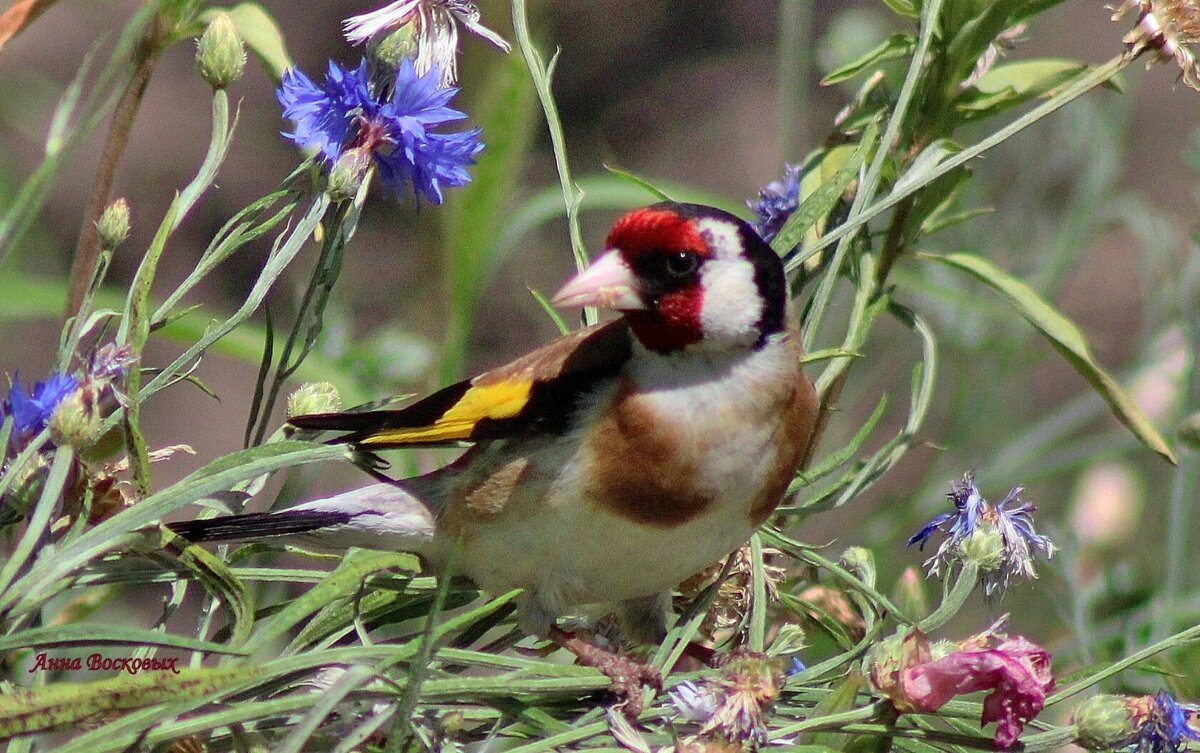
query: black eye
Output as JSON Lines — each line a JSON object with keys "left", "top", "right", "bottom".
{"left": 664, "top": 252, "right": 698, "bottom": 278}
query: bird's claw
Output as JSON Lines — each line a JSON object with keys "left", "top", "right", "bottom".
{"left": 583, "top": 651, "right": 662, "bottom": 717}
{"left": 549, "top": 626, "right": 662, "bottom": 717}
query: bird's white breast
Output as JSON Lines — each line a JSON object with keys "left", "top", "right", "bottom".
{"left": 445, "top": 332, "right": 806, "bottom": 628}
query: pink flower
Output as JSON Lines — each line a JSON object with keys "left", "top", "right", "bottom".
{"left": 869, "top": 622, "right": 1054, "bottom": 749}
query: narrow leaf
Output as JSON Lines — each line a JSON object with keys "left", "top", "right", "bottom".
{"left": 924, "top": 252, "right": 1176, "bottom": 464}
{"left": 821, "top": 33, "right": 916, "bottom": 85}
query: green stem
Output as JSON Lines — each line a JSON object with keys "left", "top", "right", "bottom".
{"left": 248, "top": 200, "right": 349, "bottom": 447}
{"left": 0, "top": 446, "right": 74, "bottom": 607}
{"left": 1047, "top": 614, "right": 1200, "bottom": 706}
{"left": 510, "top": 0, "right": 594, "bottom": 325}
{"left": 787, "top": 54, "right": 1133, "bottom": 275}
{"left": 382, "top": 545, "right": 458, "bottom": 752}
{"left": 802, "top": 0, "right": 942, "bottom": 350}
{"left": 770, "top": 701, "right": 886, "bottom": 739}
{"left": 918, "top": 562, "right": 978, "bottom": 633}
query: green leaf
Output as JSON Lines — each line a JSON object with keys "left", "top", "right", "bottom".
{"left": 880, "top": 0, "right": 918, "bottom": 17}
{"left": 1, "top": 441, "right": 349, "bottom": 618}
{"left": 603, "top": 164, "right": 675, "bottom": 202}
{"left": 821, "top": 33, "right": 915, "bottom": 85}
{"left": 244, "top": 548, "right": 419, "bottom": 655}
{"left": 795, "top": 394, "right": 888, "bottom": 488}
{"left": 0, "top": 625, "right": 245, "bottom": 655}
{"left": 924, "top": 252, "right": 1177, "bottom": 464}
{"left": 0, "top": 664, "right": 262, "bottom": 739}
{"left": 892, "top": 139, "right": 962, "bottom": 196}
{"left": 206, "top": 2, "right": 292, "bottom": 81}
{"left": 529, "top": 287, "right": 570, "bottom": 334}
{"left": 956, "top": 59, "right": 1089, "bottom": 119}
{"left": 775, "top": 125, "right": 878, "bottom": 261}
{"left": 157, "top": 528, "right": 254, "bottom": 647}
{"left": 800, "top": 673, "right": 866, "bottom": 748}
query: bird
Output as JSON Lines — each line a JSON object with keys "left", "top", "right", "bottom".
{"left": 171, "top": 201, "right": 819, "bottom": 704}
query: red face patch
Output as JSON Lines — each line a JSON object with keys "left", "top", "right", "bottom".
{"left": 624, "top": 287, "right": 704, "bottom": 353}
{"left": 606, "top": 208, "right": 709, "bottom": 259}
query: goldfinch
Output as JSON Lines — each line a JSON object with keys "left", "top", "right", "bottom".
{"left": 173, "top": 202, "right": 818, "bottom": 690}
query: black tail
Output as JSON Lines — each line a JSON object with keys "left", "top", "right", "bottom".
{"left": 169, "top": 509, "right": 352, "bottom": 544}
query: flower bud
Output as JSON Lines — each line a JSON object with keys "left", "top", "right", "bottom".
{"left": 767, "top": 623, "right": 807, "bottom": 658}
{"left": 287, "top": 382, "right": 342, "bottom": 419}
{"left": 840, "top": 546, "right": 876, "bottom": 587}
{"left": 958, "top": 522, "right": 1005, "bottom": 572}
{"left": 891, "top": 566, "right": 929, "bottom": 622}
{"left": 195, "top": 12, "right": 246, "bottom": 89}
{"left": 1178, "top": 412, "right": 1200, "bottom": 450}
{"left": 96, "top": 198, "right": 130, "bottom": 250}
{"left": 327, "top": 148, "right": 373, "bottom": 200}
{"left": 3, "top": 456, "right": 49, "bottom": 516}
{"left": 1073, "top": 694, "right": 1137, "bottom": 750}
{"left": 48, "top": 385, "right": 100, "bottom": 449}
{"left": 371, "top": 26, "right": 418, "bottom": 70}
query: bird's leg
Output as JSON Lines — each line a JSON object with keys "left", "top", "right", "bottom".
{"left": 548, "top": 625, "right": 662, "bottom": 716}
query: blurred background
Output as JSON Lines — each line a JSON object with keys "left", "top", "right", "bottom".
{"left": 1, "top": 0, "right": 1197, "bottom": 686}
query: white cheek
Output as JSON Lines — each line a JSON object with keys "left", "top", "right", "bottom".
{"left": 699, "top": 259, "right": 762, "bottom": 345}
{"left": 694, "top": 217, "right": 742, "bottom": 261}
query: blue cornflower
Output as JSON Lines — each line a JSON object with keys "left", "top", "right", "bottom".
{"left": 5, "top": 372, "right": 78, "bottom": 443}
{"left": 1133, "top": 691, "right": 1200, "bottom": 753}
{"left": 907, "top": 472, "right": 1055, "bottom": 599}
{"left": 748, "top": 163, "right": 803, "bottom": 242}
{"left": 277, "top": 57, "right": 482, "bottom": 204}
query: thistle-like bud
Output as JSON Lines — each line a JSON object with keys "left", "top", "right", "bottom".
{"left": 370, "top": 25, "right": 418, "bottom": 70}
{"left": 892, "top": 566, "right": 929, "bottom": 622}
{"left": 48, "top": 385, "right": 100, "bottom": 449}
{"left": 1073, "top": 694, "right": 1137, "bottom": 750}
{"left": 327, "top": 148, "right": 373, "bottom": 201}
{"left": 958, "top": 523, "right": 1006, "bottom": 572}
{"left": 767, "top": 623, "right": 807, "bottom": 658}
{"left": 287, "top": 382, "right": 342, "bottom": 419}
{"left": 96, "top": 198, "right": 130, "bottom": 250}
{"left": 195, "top": 12, "right": 246, "bottom": 89}
{"left": 1178, "top": 412, "right": 1200, "bottom": 450}
{"left": 840, "top": 546, "right": 877, "bottom": 587}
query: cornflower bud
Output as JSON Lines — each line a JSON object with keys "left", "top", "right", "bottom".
{"left": 327, "top": 148, "right": 373, "bottom": 201}
{"left": 96, "top": 198, "right": 130, "bottom": 250}
{"left": 48, "top": 384, "right": 100, "bottom": 450}
{"left": 1073, "top": 694, "right": 1138, "bottom": 750}
{"left": 370, "top": 25, "right": 418, "bottom": 70}
{"left": 287, "top": 382, "right": 342, "bottom": 419}
{"left": 958, "top": 523, "right": 1006, "bottom": 572}
{"left": 195, "top": 12, "right": 246, "bottom": 89}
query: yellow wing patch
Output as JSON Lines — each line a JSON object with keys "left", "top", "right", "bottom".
{"left": 357, "top": 379, "right": 533, "bottom": 446}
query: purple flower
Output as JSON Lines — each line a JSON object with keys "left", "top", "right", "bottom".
{"left": 667, "top": 656, "right": 783, "bottom": 744}
{"left": 908, "top": 472, "right": 1055, "bottom": 599}
{"left": 277, "top": 57, "right": 482, "bottom": 203}
{"left": 1133, "top": 691, "right": 1200, "bottom": 753}
{"left": 748, "top": 163, "right": 803, "bottom": 242}
{"left": 869, "top": 622, "right": 1054, "bottom": 750}
{"left": 5, "top": 372, "right": 78, "bottom": 444}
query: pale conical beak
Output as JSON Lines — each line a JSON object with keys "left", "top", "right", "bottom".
{"left": 550, "top": 249, "right": 646, "bottom": 310}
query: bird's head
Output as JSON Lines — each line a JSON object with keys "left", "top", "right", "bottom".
{"left": 552, "top": 202, "right": 787, "bottom": 354}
